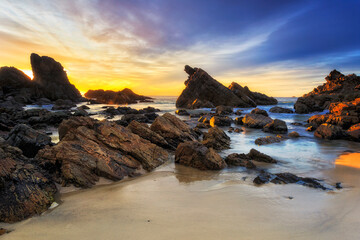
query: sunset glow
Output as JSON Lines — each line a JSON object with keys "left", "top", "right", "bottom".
{"left": 335, "top": 153, "right": 360, "bottom": 169}
{"left": 1, "top": 0, "right": 360, "bottom": 96}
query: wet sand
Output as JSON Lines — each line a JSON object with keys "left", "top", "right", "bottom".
{"left": 1, "top": 155, "right": 360, "bottom": 240}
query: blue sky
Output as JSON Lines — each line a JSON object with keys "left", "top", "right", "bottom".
{"left": 0, "top": 0, "right": 359, "bottom": 96}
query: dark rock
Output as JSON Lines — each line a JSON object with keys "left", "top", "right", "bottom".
{"left": 175, "top": 109, "right": 190, "bottom": 116}
{"left": 248, "top": 149, "right": 277, "bottom": 163}
{"left": 73, "top": 107, "right": 89, "bottom": 116}
{"left": 288, "top": 131, "right": 300, "bottom": 138}
{"left": 314, "top": 123, "right": 347, "bottom": 140}
{"left": 269, "top": 107, "right": 294, "bottom": 113}
{"left": 234, "top": 128, "right": 243, "bottom": 133}
{"left": 36, "top": 117, "right": 169, "bottom": 188}
{"left": 242, "top": 114, "right": 272, "bottom": 128}
{"left": 255, "top": 135, "right": 285, "bottom": 145}
{"left": 234, "top": 117, "right": 244, "bottom": 125}
{"left": 229, "top": 82, "right": 278, "bottom": 106}
{"left": 85, "top": 88, "right": 152, "bottom": 105}
{"left": 215, "top": 105, "right": 233, "bottom": 115}
{"left": 250, "top": 108, "right": 268, "bottom": 116}
{"left": 175, "top": 141, "right": 226, "bottom": 170}
{"left": 51, "top": 99, "right": 76, "bottom": 110}
{"left": 291, "top": 122, "right": 303, "bottom": 126}
{"left": 144, "top": 112, "right": 159, "bottom": 121}
{"left": 234, "top": 109, "right": 242, "bottom": 115}
{"left": 0, "top": 142, "right": 57, "bottom": 222}
{"left": 5, "top": 124, "right": 52, "bottom": 158}
{"left": 225, "top": 153, "right": 256, "bottom": 169}
{"left": 306, "top": 126, "right": 316, "bottom": 132}
{"left": 121, "top": 114, "right": 149, "bottom": 124}
{"left": 202, "top": 126, "right": 230, "bottom": 150}
{"left": 347, "top": 123, "right": 360, "bottom": 141}
{"left": 263, "top": 119, "right": 288, "bottom": 133}
{"left": 209, "top": 116, "right": 232, "bottom": 127}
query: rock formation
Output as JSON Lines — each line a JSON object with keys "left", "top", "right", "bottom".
{"left": 294, "top": 70, "right": 360, "bottom": 113}
{"left": 202, "top": 126, "right": 231, "bottom": 150}
{"left": 176, "top": 65, "right": 277, "bottom": 109}
{"left": 85, "top": 88, "right": 152, "bottom": 105}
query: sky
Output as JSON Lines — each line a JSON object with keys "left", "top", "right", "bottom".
{"left": 0, "top": 0, "right": 359, "bottom": 97}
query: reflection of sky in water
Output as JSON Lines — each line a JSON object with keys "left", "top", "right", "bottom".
{"left": 25, "top": 97, "right": 360, "bottom": 177}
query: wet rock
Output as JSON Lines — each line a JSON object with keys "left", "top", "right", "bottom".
{"left": 73, "top": 107, "right": 89, "bottom": 116}
{"left": 242, "top": 114, "right": 272, "bottom": 128}
{"left": 121, "top": 114, "right": 149, "bottom": 124}
{"left": 5, "top": 124, "right": 52, "bottom": 158}
{"left": 250, "top": 108, "right": 269, "bottom": 116}
{"left": 84, "top": 88, "right": 152, "bottom": 105}
{"left": 255, "top": 135, "right": 285, "bottom": 145}
{"left": 253, "top": 172, "right": 329, "bottom": 190}
{"left": 176, "top": 66, "right": 244, "bottom": 109}
{"left": 291, "top": 122, "right": 303, "bottom": 126}
{"left": 78, "top": 105, "right": 90, "bottom": 110}
{"left": 215, "top": 105, "right": 233, "bottom": 115}
{"left": 175, "top": 141, "right": 226, "bottom": 170}
{"left": 202, "top": 126, "right": 230, "bottom": 150}
{"left": 175, "top": 109, "right": 190, "bottom": 116}
{"left": 248, "top": 149, "right": 277, "bottom": 163}
{"left": 269, "top": 107, "right": 294, "bottom": 113}
{"left": 234, "top": 117, "right": 244, "bottom": 125}
{"left": 150, "top": 113, "right": 198, "bottom": 148}
{"left": 209, "top": 116, "right": 232, "bottom": 127}
{"left": 306, "top": 126, "right": 316, "bottom": 132}
{"left": 234, "top": 109, "right": 243, "bottom": 115}
{"left": 294, "top": 70, "right": 360, "bottom": 113}
{"left": 314, "top": 123, "right": 347, "bottom": 140}
{"left": 196, "top": 123, "right": 209, "bottom": 129}
{"left": 0, "top": 142, "right": 57, "bottom": 223}
{"left": 51, "top": 99, "right": 76, "bottom": 110}
{"left": 225, "top": 153, "right": 256, "bottom": 169}
{"left": 127, "top": 120, "right": 173, "bottom": 150}
{"left": 288, "top": 131, "right": 300, "bottom": 138}
{"left": 228, "top": 127, "right": 234, "bottom": 133}
{"left": 263, "top": 119, "right": 288, "bottom": 134}
{"left": 234, "top": 128, "right": 243, "bottom": 133}
{"left": 36, "top": 117, "right": 169, "bottom": 188}
{"left": 347, "top": 123, "right": 360, "bottom": 141}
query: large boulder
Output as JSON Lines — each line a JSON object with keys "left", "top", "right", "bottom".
{"left": 150, "top": 113, "right": 198, "bottom": 148}
{"left": 209, "top": 116, "right": 232, "bottom": 127}
{"left": 225, "top": 153, "right": 256, "bottom": 169}
{"left": 250, "top": 108, "right": 269, "bottom": 116}
{"left": 202, "top": 126, "right": 230, "bottom": 150}
{"left": 294, "top": 70, "right": 360, "bottom": 113}
{"left": 31, "top": 53, "right": 83, "bottom": 101}
{"left": 314, "top": 123, "right": 347, "bottom": 140}
{"left": 85, "top": 88, "right": 152, "bottom": 104}
{"left": 263, "top": 119, "right": 288, "bottom": 134}
{"left": 242, "top": 113, "right": 272, "bottom": 128}
{"left": 5, "top": 124, "right": 52, "bottom": 158}
{"left": 255, "top": 135, "right": 286, "bottom": 145}
{"left": 36, "top": 117, "right": 169, "bottom": 188}
{"left": 269, "top": 107, "right": 294, "bottom": 113}
{"left": 0, "top": 142, "right": 57, "bottom": 223}
{"left": 215, "top": 105, "right": 233, "bottom": 115}
{"left": 248, "top": 149, "right": 277, "bottom": 163}
{"left": 176, "top": 66, "right": 248, "bottom": 109}
{"left": 175, "top": 141, "right": 226, "bottom": 170}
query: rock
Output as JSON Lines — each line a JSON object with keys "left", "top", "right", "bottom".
{"left": 263, "top": 119, "right": 288, "bottom": 133}
{"left": 294, "top": 70, "right": 360, "bottom": 113}
{"left": 0, "top": 228, "right": 8, "bottom": 236}
{"left": 144, "top": 112, "right": 159, "bottom": 121}
{"left": 84, "top": 88, "right": 152, "bottom": 104}
{"left": 250, "top": 108, "right": 269, "bottom": 116}
{"left": 176, "top": 66, "right": 251, "bottom": 109}
{"left": 51, "top": 99, "right": 76, "bottom": 110}
{"left": 306, "top": 126, "right": 316, "bottom": 132}
{"left": 314, "top": 123, "right": 347, "bottom": 140}
{"left": 269, "top": 107, "right": 294, "bottom": 113}
{"left": 175, "top": 141, "right": 226, "bottom": 170}
{"left": 78, "top": 105, "right": 90, "bottom": 110}
{"left": 202, "top": 126, "right": 230, "bottom": 150}
{"left": 242, "top": 114, "right": 272, "bottom": 128}
{"left": 141, "top": 106, "right": 160, "bottom": 113}
{"left": 234, "top": 109, "right": 242, "bottom": 115}
{"left": 0, "top": 142, "right": 57, "bottom": 222}
{"left": 36, "top": 117, "right": 169, "bottom": 188}
{"left": 5, "top": 124, "right": 52, "bottom": 158}
{"left": 291, "top": 122, "right": 303, "bottom": 126}
{"left": 150, "top": 113, "right": 198, "bottom": 148}
{"left": 228, "top": 127, "right": 234, "bottom": 133}
{"left": 234, "top": 117, "right": 244, "bottom": 125}
{"left": 175, "top": 109, "right": 190, "bottom": 116}
{"left": 288, "top": 131, "right": 300, "bottom": 138}
{"left": 127, "top": 120, "right": 173, "bottom": 149}
{"left": 347, "top": 123, "right": 360, "bottom": 141}
{"left": 248, "top": 149, "right": 277, "bottom": 163}
{"left": 215, "top": 105, "right": 233, "bottom": 115}
{"left": 196, "top": 123, "right": 208, "bottom": 129}
{"left": 234, "top": 128, "right": 243, "bottom": 133}
{"left": 228, "top": 82, "right": 278, "bottom": 106}
{"left": 225, "top": 153, "right": 256, "bottom": 169}
{"left": 73, "top": 107, "right": 89, "bottom": 116}
{"left": 253, "top": 172, "right": 329, "bottom": 190}
{"left": 31, "top": 53, "right": 83, "bottom": 101}
{"left": 121, "top": 114, "right": 149, "bottom": 124}
{"left": 209, "top": 116, "right": 232, "bottom": 127}
{"left": 255, "top": 135, "right": 285, "bottom": 145}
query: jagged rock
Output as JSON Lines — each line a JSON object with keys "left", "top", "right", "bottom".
{"left": 175, "top": 141, "right": 226, "bottom": 170}
{"left": 36, "top": 117, "right": 168, "bottom": 188}
{"left": 248, "top": 149, "right": 277, "bottom": 163}
{"left": 176, "top": 66, "right": 250, "bottom": 109}
{"left": 242, "top": 114, "right": 272, "bottom": 128}
{"left": 31, "top": 53, "right": 83, "bottom": 101}
{"left": 294, "top": 70, "right": 360, "bottom": 113}
{"left": 255, "top": 135, "right": 286, "bottom": 145}
{"left": 202, "top": 126, "right": 230, "bottom": 150}
{"left": 175, "top": 109, "right": 190, "bottom": 116}
{"left": 288, "top": 131, "right": 300, "bottom": 138}
{"left": 234, "top": 117, "right": 243, "bottom": 125}
{"left": 269, "top": 107, "right": 294, "bottom": 113}
{"left": 85, "top": 88, "right": 152, "bottom": 104}
{"left": 209, "top": 116, "right": 232, "bottom": 127}
{"left": 347, "top": 123, "right": 360, "bottom": 141}
{"left": 250, "top": 108, "right": 269, "bottom": 116}
{"left": 225, "top": 153, "right": 256, "bottom": 169}
{"left": 0, "top": 142, "right": 57, "bottom": 223}
{"left": 127, "top": 120, "right": 173, "bottom": 149}
{"left": 51, "top": 99, "right": 76, "bottom": 110}
{"left": 263, "top": 119, "right": 288, "bottom": 134}
{"left": 228, "top": 82, "right": 278, "bottom": 106}
{"left": 215, "top": 105, "right": 233, "bottom": 115}
{"left": 314, "top": 123, "right": 347, "bottom": 140}
{"left": 5, "top": 124, "right": 52, "bottom": 158}
{"left": 253, "top": 172, "right": 329, "bottom": 190}
{"left": 150, "top": 113, "right": 198, "bottom": 148}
